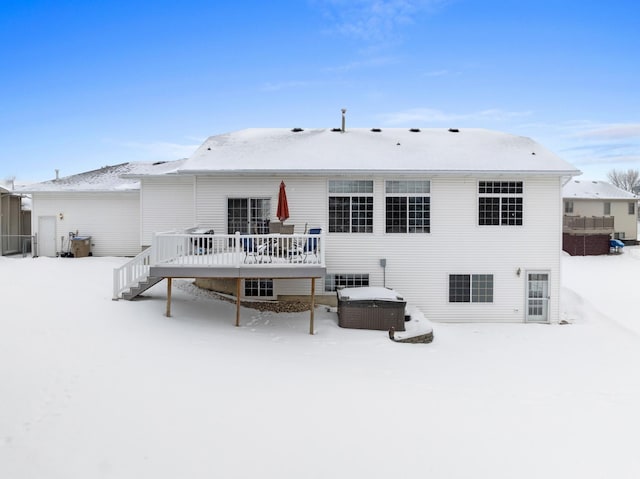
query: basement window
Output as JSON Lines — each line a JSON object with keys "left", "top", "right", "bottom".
{"left": 449, "top": 274, "right": 494, "bottom": 303}
{"left": 244, "top": 279, "right": 274, "bottom": 298}
{"left": 325, "top": 274, "right": 370, "bottom": 292}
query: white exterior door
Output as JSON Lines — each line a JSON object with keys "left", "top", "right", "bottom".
{"left": 526, "top": 271, "right": 550, "bottom": 323}
{"left": 38, "top": 216, "right": 57, "bottom": 257}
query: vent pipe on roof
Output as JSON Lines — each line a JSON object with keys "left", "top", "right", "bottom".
{"left": 341, "top": 108, "right": 347, "bottom": 132}
{"left": 55, "top": 169, "right": 59, "bottom": 180}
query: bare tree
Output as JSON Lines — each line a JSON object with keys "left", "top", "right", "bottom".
{"left": 607, "top": 168, "right": 640, "bottom": 193}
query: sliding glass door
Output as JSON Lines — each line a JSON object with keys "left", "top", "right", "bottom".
{"left": 227, "top": 198, "right": 271, "bottom": 234}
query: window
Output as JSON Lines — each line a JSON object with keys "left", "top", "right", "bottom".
{"left": 564, "top": 201, "right": 574, "bottom": 214}
{"left": 604, "top": 202, "right": 611, "bottom": 215}
{"left": 614, "top": 232, "right": 625, "bottom": 240}
{"left": 228, "top": 198, "right": 270, "bottom": 234}
{"left": 328, "top": 180, "right": 373, "bottom": 233}
{"left": 478, "top": 181, "right": 523, "bottom": 226}
{"left": 244, "top": 279, "right": 273, "bottom": 297}
{"left": 449, "top": 274, "right": 494, "bottom": 303}
{"left": 324, "top": 274, "right": 369, "bottom": 292}
{"left": 385, "top": 180, "right": 430, "bottom": 233}
{"left": 629, "top": 202, "right": 636, "bottom": 215}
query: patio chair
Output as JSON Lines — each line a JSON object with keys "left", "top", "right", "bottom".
{"left": 242, "top": 235, "right": 272, "bottom": 263}
{"left": 241, "top": 235, "right": 259, "bottom": 263}
{"left": 304, "top": 228, "right": 321, "bottom": 261}
{"left": 289, "top": 227, "right": 321, "bottom": 262}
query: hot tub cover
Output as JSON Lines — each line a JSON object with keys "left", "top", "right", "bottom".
{"left": 337, "top": 287, "right": 404, "bottom": 302}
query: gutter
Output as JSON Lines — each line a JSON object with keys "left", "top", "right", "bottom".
{"left": 162, "top": 168, "right": 583, "bottom": 178}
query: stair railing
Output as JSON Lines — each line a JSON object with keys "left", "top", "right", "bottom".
{"left": 112, "top": 247, "right": 152, "bottom": 300}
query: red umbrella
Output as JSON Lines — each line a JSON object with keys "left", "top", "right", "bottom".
{"left": 276, "top": 181, "right": 290, "bottom": 222}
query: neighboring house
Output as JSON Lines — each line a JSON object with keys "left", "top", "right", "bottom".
{"left": 15, "top": 160, "right": 184, "bottom": 257}
{"left": 119, "top": 127, "right": 579, "bottom": 324}
{"left": 562, "top": 180, "right": 638, "bottom": 254}
{"left": 0, "top": 184, "right": 28, "bottom": 255}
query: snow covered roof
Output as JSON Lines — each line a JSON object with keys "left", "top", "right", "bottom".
{"left": 563, "top": 180, "right": 638, "bottom": 200}
{"left": 179, "top": 128, "right": 580, "bottom": 176}
{"left": 14, "top": 160, "right": 185, "bottom": 193}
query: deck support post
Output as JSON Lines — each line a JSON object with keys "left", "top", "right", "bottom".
{"left": 166, "top": 277, "right": 172, "bottom": 317}
{"left": 235, "top": 278, "right": 241, "bottom": 327}
{"left": 309, "top": 277, "right": 316, "bottom": 335}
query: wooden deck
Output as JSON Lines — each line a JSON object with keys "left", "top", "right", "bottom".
{"left": 113, "top": 231, "right": 327, "bottom": 334}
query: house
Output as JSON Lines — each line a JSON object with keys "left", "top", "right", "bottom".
{"left": 116, "top": 126, "right": 580, "bottom": 324}
{"left": 0, "top": 183, "right": 30, "bottom": 256}
{"left": 15, "top": 161, "right": 184, "bottom": 257}
{"left": 562, "top": 179, "right": 638, "bottom": 255}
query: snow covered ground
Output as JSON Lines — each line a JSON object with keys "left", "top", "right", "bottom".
{"left": 1, "top": 248, "right": 640, "bottom": 478}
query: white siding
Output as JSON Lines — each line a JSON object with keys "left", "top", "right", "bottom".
{"left": 195, "top": 176, "right": 326, "bottom": 234}
{"left": 187, "top": 174, "right": 564, "bottom": 323}
{"left": 141, "top": 176, "right": 195, "bottom": 246}
{"left": 31, "top": 192, "right": 140, "bottom": 256}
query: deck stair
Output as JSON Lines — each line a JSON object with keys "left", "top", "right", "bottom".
{"left": 113, "top": 247, "right": 156, "bottom": 300}
{"left": 121, "top": 275, "right": 164, "bottom": 300}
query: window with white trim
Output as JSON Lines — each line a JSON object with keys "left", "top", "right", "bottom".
{"left": 244, "top": 279, "right": 274, "bottom": 297}
{"left": 478, "top": 181, "right": 523, "bottom": 226}
{"left": 629, "top": 202, "right": 635, "bottom": 215}
{"left": 604, "top": 202, "right": 611, "bottom": 215}
{"left": 324, "top": 273, "right": 369, "bottom": 292}
{"left": 449, "top": 274, "right": 494, "bottom": 303}
{"left": 328, "top": 180, "right": 373, "bottom": 233}
{"left": 564, "top": 201, "right": 574, "bottom": 214}
{"left": 385, "top": 180, "right": 431, "bottom": 233}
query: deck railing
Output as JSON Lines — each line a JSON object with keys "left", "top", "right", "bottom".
{"left": 113, "top": 231, "right": 326, "bottom": 299}
{"left": 112, "top": 247, "right": 152, "bottom": 299}
{"left": 563, "top": 215, "right": 614, "bottom": 232}
{"left": 153, "top": 231, "right": 325, "bottom": 268}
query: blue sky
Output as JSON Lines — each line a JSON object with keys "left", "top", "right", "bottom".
{"left": 1, "top": 0, "right": 639, "bottom": 184}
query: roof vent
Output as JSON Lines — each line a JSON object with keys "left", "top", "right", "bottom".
{"left": 409, "top": 128, "right": 421, "bottom": 132}
{"left": 448, "top": 128, "right": 459, "bottom": 133}
{"left": 341, "top": 108, "right": 347, "bottom": 132}
{"left": 371, "top": 128, "right": 382, "bottom": 132}
{"left": 291, "top": 127, "right": 304, "bottom": 132}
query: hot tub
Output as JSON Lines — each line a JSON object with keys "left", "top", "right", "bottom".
{"left": 337, "top": 287, "right": 406, "bottom": 331}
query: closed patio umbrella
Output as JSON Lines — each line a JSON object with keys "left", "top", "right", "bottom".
{"left": 277, "top": 181, "right": 290, "bottom": 222}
